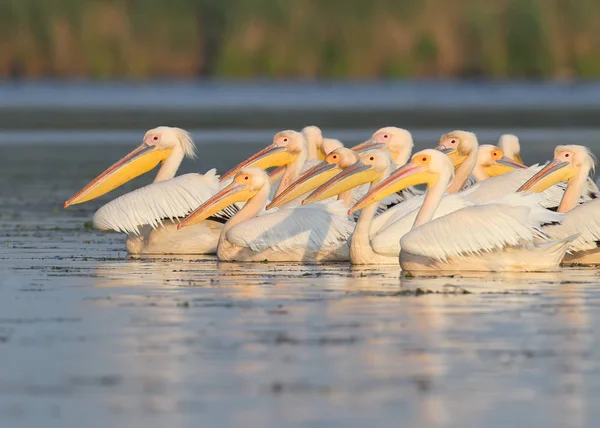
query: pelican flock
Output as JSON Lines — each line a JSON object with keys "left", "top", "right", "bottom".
{"left": 64, "top": 125, "right": 600, "bottom": 275}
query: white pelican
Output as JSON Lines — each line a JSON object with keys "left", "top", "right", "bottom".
{"left": 497, "top": 134, "right": 599, "bottom": 199}
{"left": 64, "top": 126, "right": 198, "bottom": 207}
{"left": 352, "top": 126, "right": 423, "bottom": 202}
{"left": 90, "top": 128, "right": 340, "bottom": 255}
{"left": 302, "top": 146, "right": 552, "bottom": 265}
{"left": 268, "top": 126, "right": 343, "bottom": 182}
{"left": 352, "top": 127, "right": 414, "bottom": 167}
{"left": 434, "top": 130, "right": 479, "bottom": 193}
{"left": 436, "top": 132, "right": 525, "bottom": 187}
{"left": 302, "top": 150, "right": 400, "bottom": 264}
{"left": 266, "top": 147, "right": 360, "bottom": 210}
{"left": 518, "top": 145, "right": 600, "bottom": 265}
{"left": 367, "top": 142, "right": 530, "bottom": 247}
{"left": 177, "top": 167, "right": 353, "bottom": 262}
{"left": 64, "top": 126, "right": 235, "bottom": 255}
{"left": 498, "top": 134, "right": 523, "bottom": 163}
{"left": 436, "top": 133, "right": 594, "bottom": 210}
{"left": 472, "top": 144, "right": 527, "bottom": 182}
{"left": 350, "top": 150, "right": 575, "bottom": 274}
{"left": 93, "top": 128, "right": 337, "bottom": 254}
{"left": 266, "top": 130, "right": 418, "bottom": 211}
{"left": 219, "top": 130, "right": 341, "bottom": 198}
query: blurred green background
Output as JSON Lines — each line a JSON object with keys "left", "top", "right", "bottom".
{"left": 4, "top": 0, "right": 600, "bottom": 79}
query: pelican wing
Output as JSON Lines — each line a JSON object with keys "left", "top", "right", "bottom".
{"left": 400, "top": 193, "right": 563, "bottom": 262}
{"left": 371, "top": 193, "right": 470, "bottom": 256}
{"left": 227, "top": 201, "right": 354, "bottom": 252}
{"left": 93, "top": 170, "right": 221, "bottom": 234}
{"left": 543, "top": 199, "right": 600, "bottom": 253}
{"left": 368, "top": 166, "right": 578, "bottom": 252}
{"left": 465, "top": 166, "right": 536, "bottom": 201}
{"left": 461, "top": 175, "right": 478, "bottom": 190}
{"left": 463, "top": 165, "right": 580, "bottom": 209}
{"left": 549, "top": 180, "right": 595, "bottom": 208}
{"left": 585, "top": 177, "right": 600, "bottom": 200}
{"left": 370, "top": 167, "right": 550, "bottom": 245}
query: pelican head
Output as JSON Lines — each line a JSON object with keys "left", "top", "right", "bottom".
{"left": 220, "top": 130, "right": 305, "bottom": 182}
{"left": 322, "top": 138, "right": 344, "bottom": 156}
{"left": 303, "top": 150, "right": 393, "bottom": 205}
{"left": 179, "top": 167, "right": 268, "bottom": 229}
{"left": 498, "top": 134, "right": 523, "bottom": 163}
{"left": 64, "top": 126, "right": 196, "bottom": 208}
{"left": 266, "top": 147, "right": 359, "bottom": 209}
{"left": 435, "top": 130, "right": 478, "bottom": 167}
{"left": 352, "top": 127, "right": 413, "bottom": 166}
{"left": 476, "top": 144, "right": 526, "bottom": 178}
{"left": 350, "top": 149, "right": 452, "bottom": 215}
{"left": 518, "top": 145, "right": 596, "bottom": 193}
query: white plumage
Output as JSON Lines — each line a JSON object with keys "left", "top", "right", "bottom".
{"left": 543, "top": 198, "right": 600, "bottom": 253}
{"left": 93, "top": 170, "right": 221, "bottom": 234}
{"left": 400, "top": 193, "right": 562, "bottom": 262}
{"left": 367, "top": 169, "right": 537, "bottom": 252}
{"left": 178, "top": 167, "right": 354, "bottom": 262}
{"left": 371, "top": 165, "right": 586, "bottom": 246}
{"left": 370, "top": 192, "right": 469, "bottom": 256}
{"left": 227, "top": 200, "right": 354, "bottom": 253}
{"left": 342, "top": 149, "right": 578, "bottom": 270}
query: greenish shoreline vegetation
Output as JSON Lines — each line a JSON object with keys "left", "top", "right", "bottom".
{"left": 3, "top": 0, "right": 600, "bottom": 78}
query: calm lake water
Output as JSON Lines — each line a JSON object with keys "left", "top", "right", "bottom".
{"left": 1, "top": 81, "right": 600, "bottom": 428}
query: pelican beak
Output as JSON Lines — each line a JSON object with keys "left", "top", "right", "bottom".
{"left": 496, "top": 156, "right": 526, "bottom": 169}
{"left": 349, "top": 162, "right": 434, "bottom": 215}
{"left": 303, "top": 161, "right": 375, "bottom": 204}
{"left": 267, "top": 161, "right": 342, "bottom": 210}
{"left": 352, "top": 139, "right": 386, "bottom": 153}
{"left": 517, "top": 159, "right": 577, "bottom": 193}
{"left": 435, "top": 145, "right": 465, "bottom": 167}
{"left": 435, "top": 145, "right": 454, "bottom": 155}
{"left": 484, "top": 156, "right": 527, "bottom": 177}
{"left": 64, "top": 144, "right": 172, "bottom": 208}
{"left": 178, "top": 181, "right": 252, "bottom": 229}
{"left": 220, "top": 144, "right": 295, "bottom": 182}
{"left": 266, "top": 162, "right": 341, "bottom": 209}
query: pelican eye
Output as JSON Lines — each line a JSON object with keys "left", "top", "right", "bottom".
{"left": 451, "top": 139, "right": 456, "bottom": 144}
{"left": 283, "top": 138, "right": 288, "bottom": 142}
{"left": 422, "top": 157, "right": 427, "bottom": 162}
{"left": 332, "top": 155, "right": 337, "bottom": 159}
{"left": 153, "top": 136, "right": 158, "bottom": 141}
{"left": 564, "top": 153, "right": 570, "bottom": 158}
{"left": 384, "top": 134, "right": 388, "bottom": 138}
{"left": 369, "top": 156, "right": 374, "bottom": 161}
{"left": 244, "top": 176, "right": 249, "bottom": 180}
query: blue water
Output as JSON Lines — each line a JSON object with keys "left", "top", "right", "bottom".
{"left": 2, "top": 80, "right": 600, "bottom": 109}
{"left": 1, "top": 80, "right": 600, "bottom": 428}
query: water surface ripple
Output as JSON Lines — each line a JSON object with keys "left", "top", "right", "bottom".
{"left": 1, "top": 136, "right": 600, "bottom": 427}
